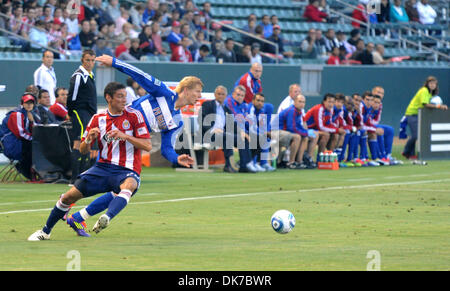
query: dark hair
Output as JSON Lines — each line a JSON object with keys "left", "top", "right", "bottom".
{"left": 38, "top": 89, "right": 49, "bottom": 99}
{"left": 55, "top": 87, "right": 66, "bottom": 98}
{"left": 42, "top": 49, "right": 53, "bottom": 57}
{"left": 81, "top": 49, "right": 95, "bottom": 59}
{"left": 372, "top": 94, "right": 382, "bottom": 100}
{"left": 322, "top": 93, "right": 335, "bottom": 103}
{"left": 126, "top": 77, "right": 135, "bottom": 87}
{"left": 423, "top": 76, "right": 438, "bottom": 95}
{"left": 199, "top": 44, "right": 210, "bottom": 52}
{"left": 104, "top": 82, "right": 126, "bottom": 100}
{"left": 362, "top": 91, "right": 372, "bottom": 99}
{"left": 254, "top": 92, "right": 265, "bottom": 100}
{"left": 335, "top": 93, "right": 345, "bottom": 101}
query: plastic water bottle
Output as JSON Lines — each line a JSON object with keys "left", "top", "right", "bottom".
{"left": 324, "top": 152, "right": 329, "bottom": 163}
{"left": 319, "top": 152, "right": 324, "bottom": 163}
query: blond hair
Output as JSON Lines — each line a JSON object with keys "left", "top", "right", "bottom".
{"left": 174, "top": 76, "right": 204, "bottom": 94}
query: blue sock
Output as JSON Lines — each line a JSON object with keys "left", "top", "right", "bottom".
{"left": 339, "top": 133, "right": 350, "bottom": 162}
{"left": 106, "top": 190, "right": 132, "bottom": 220}
{"left": 377, "top": 134, "right": 386, "bottom": 159}
{"left": 383, "top": 125, "right": 394, "bottom": 156}
{"left": 369, "top": 139, "right": 379, "bottom": 160}
{"left": 350, "top": 133, "right": 360, "bottom": 161}
{"left": 360, "top": 134, "right": 368, "bottom": 160}
{"left": 42, "top": 199, "right": 71, "bottom": 234}
{"left": 72, "top": 192, "right": 115, "bottom": 222}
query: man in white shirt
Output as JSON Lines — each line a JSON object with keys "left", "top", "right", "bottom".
{"left": 33, "top": 50, "right": 57, "bottom": 105}
{"left": 416, "top": 0, "right": 437, "bottom": 24}
{"left": 277, "top": 84, "right": 302, "bottom": 114}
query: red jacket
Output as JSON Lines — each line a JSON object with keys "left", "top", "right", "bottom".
{"left": 327, "top": 55, "right": 341, "bottom": 65}
{"left": 303, "top": 5, "right": 328, "bottom": 22}
{"left": 170, "top": 45, "right": 193, "bottom": 63}
{"left": 7, "top": 110, "right": 33, "bottom": 141}
{"left": 352, "top": 4, "right": 368, "bottom": 28}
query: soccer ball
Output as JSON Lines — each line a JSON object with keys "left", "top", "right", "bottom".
{"left": 430, "top": 96, "right": 443, "bottom": 105}
{"left": 271, "top": 210, "right": 296, "bottom": 234}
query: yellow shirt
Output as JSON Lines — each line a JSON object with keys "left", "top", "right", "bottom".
{"left": 405, "top": 87, "right": 432, "bottom": 116}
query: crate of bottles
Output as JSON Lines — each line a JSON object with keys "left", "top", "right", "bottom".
{"left": 317, "top": 151, "right": 339, "bottom": 170}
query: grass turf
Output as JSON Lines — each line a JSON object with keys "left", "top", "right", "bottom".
{"left": 0, "top": 155, "right": 449, "bottom": 271}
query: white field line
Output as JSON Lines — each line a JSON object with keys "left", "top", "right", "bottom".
{"left": 0, "top": 179, "right": 449, "bottom": 216}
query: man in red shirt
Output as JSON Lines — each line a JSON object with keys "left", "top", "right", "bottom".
{"left": 304, "top": 0, "right": 328, "bottom": 23}
{"left": 171, "top": 36, "right": 193, "bottom": 63}
{"left": 28, "top": 82, "right": 152, "bottom": 240}
{"left": 49, "top": 87, "right": 69, "bottom": 121}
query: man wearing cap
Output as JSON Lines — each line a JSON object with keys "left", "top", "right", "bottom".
{"left": 0, "top": 93, "right": 37, "bottom": 179}
{"left": 33, "top": 50, "right": 57, "bottom": 105}
{"left": 263, "top": 25, "right": 294, "bottom": 59}
{"left": 167, "top": 21, "right": 183, "bottom": 52}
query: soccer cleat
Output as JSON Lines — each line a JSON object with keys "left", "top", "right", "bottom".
{"left": 28, "top": 230, "right": 50, "bottom": 241}
{"left": 92, "top": 214, "right": 110, "bottom": 234}
{"left": 339, "top": 162, "right": 347, "bottom": 168}
{"left": 66, "top": 215, "right": 91, "bottom": 237}
{"left": 376, "top": 158, "right": 390, "bottom": 166}
{"left": 261, "top": 163, "right": 276, "bottom": 172}
{"left": 344, "top": 162, "right": 355, "bottom": 167}
{"left": 367, "top": 160, "right": 380, "bottom": 166}
{"left": 253, "top": 162, "right": 266, "bottom": 172}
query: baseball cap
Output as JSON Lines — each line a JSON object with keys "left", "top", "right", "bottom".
{"left": 172, "top": 21, "right": 180, "bottom": 27}
{"left": 21, "top": 93, "right": 36, "bottom": 104}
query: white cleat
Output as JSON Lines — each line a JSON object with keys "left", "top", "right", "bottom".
{"left": 28, "top": 230, "right": 50, "bottom": 241}
{"left": 92, "top": 214, "right": 110, "bottom": 234}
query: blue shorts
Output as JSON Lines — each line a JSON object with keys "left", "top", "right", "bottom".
{"left": 74, "top": 162, "right": 141, "bottom": 197}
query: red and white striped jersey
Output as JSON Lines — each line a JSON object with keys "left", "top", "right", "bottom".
{"left": 82, "top": 107, "right": 150, "bottom": 174}
{"left": 7, "top": 111, "right": 33, "bottom": 141}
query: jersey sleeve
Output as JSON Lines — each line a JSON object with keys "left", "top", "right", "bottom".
{"left": 112, "top": 58, "right": 175, "bottom": 99}
{"left": 132, "top": 111, "right": 151, "bottom": 139}
{"left": 7, "top": 112, "right": 32, "bottom": 140}
{"left": 81, "top": 114, "right": 99, "bottom": 142}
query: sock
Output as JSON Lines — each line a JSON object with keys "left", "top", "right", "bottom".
{"left": 72, "top": 192, "right": 116, "bottom": 223}
{"left": 340, "top": 133, "right": 351, "bottom": 162}
{"left": 383, "top": 125, "right": 394, "bottom": 156}
{"left": 369, "top": 139, "right": 379, "bottom": 160}
{"left": 70, "top": 149, "right": 81, "bottom": 182}
{"left": 106, "top": 190, "right": 132, "bottom": 220}
{"left": 42, "top": 198, "right": 71, "bottom": 234}
{"left": 359, "top": 134, "right": 368, "bottom": 160}
{"left": 377, "top": 134, "right": 387, "bottom": 159}
{"left": 351, "top": 133, "right": 361, "bottom": 161}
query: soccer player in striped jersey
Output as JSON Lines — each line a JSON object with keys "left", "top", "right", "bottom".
{"left": 28, "top": 82, "right": 152, "bottom": 240}
{"left": 58, "top": 55, "right": 200, "bottom": 236}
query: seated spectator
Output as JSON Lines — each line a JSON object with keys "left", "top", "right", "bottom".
{"left": 390, "top": 0, "right": 410, "bottom": 23}
{"left": 53, "top": 7, "right": 64, "bottom": 24}
{"left": 327, "top": 47, "right": 341, "bottom": 65}
{"left": 29, "top": 20, "right": 49, "bottom": 50}
{"left": 355, "top": 41, "right": 375, "bottom": 65}
{"left": 416, "top": 0, "right": 437, "bottom": 24}
{"left": 35, "top": 89, "right": 57, "bottom": 124}
{"left": 138, "top": 25, "right": 156, "bottom": 55}
{"left": 352, "top": 0, "right": 368, "bottom": 28}
{"left": 377, "top": 0, "right": 391, "bottom": 23}
{"left": 151, "top": 22, "right": 167, "bottom": 56}
{"left": 260, "top": 15, "right": 273, "bottom": 39}
{"left": 65, "top": 11, "right": 80, "bottom": 36}
{"left": 271, "top": 15, "right": 279, "bottom": 27}
{"left": 105, "top": 0, "right": 121, "bottom": 21}
{"left": 193, "top": 44, "right": 210, "bottom": 62}
{"left": 166, "top": 21, "right": 183, "bottom": 52}
{"left": 115, "top": 38, "right": 137, "bottom": 60}
{"left": 0, "top": 93, "right": 36, "bottom": 179}
{"left": 210, "top": 28, "right": 224, "bottom": 57}
{"left": 304, "top": 0, "right": 328, "bottom": 23}
{"left": 49, "top": 87, "right": 69, "bottom": 122}
{"left": 142, "top": 0, "right": 157, "bottom": 25}
{"left": 78, "top": 19, "right": 97, "bottom": 48}
{"left": 251, "top": 25, "right": 266, "bottom": 50}
{"left": 129, "top": 38, "right": 144, "bottom": 60}
{"left": 130, "top": 3, "right": 146, "bottom": 31}
{"left": 347, "top": 28, "right": 361, "bottom": 48}
{"left": 372, "top": 44, "right": 391, "bottom": 65}
{"left": 336, "top": 30, "right": 355, "bottom": 55}
{"left": 20, "top": 7, "right": 36, "bottom": 40}
{"left": 315, "top": 29, "right": 327, "bottom": 58}
{"left": 278, "top": 94, "right": 319, "bottom": 169}
{"left": 236, "top": 44, "right": 252, "bottom": 63}
{"left": 250, "top": 43, "right": 262, "bottom": 64}
{"left": 300, "top": 28, "right": 319, "bottom": 59}
{"left": 125, "top": 77, "right": 139, "bottom": 105}
{"left": 199, "top": 1, "right": 213, "bottom": 26}
{"left": 264, "top": 25, "right": 294, "bottom": 59}
{"left": 115, "top": 9, "right": 130, "bottom": 35}
{"left": 350, "top": 39, "right": 366, "bottom": 60}
{"left": 324, "top": 29, "right": 339, "bottom": 54}
{"left": 242, "top": 16, "right": 257, "bottom": 45}
{"left": 216, "top": 38, "right": 237, "bottom": 63}
{"left": 83, "top": 0, "right": 96, "bottom": 21}
{"left": 171, "top": 36, "right": 193, "bottom": 63}
{"left": 41, "top": 5, "right": 53, "bottom": 23}
{"left": 405, "top": 0, "right": 420, "bottom": 22}
{"left": 117, "top": 22, "right": 138, "bottom": 44}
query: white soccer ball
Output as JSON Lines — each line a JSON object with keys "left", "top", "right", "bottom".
{"left": 271, "top": 210, "right": 296, "bottom": 234}
{"left": 430, "top": 96, "right": 443, "bottom": 105}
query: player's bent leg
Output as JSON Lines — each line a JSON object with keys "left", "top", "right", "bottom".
{"left": 93, "top": 177, "right": 139, "bottom": 234}
{"left": 28, "top": 187, "right": 84, "bottom": 241}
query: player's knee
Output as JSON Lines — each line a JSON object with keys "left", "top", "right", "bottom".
{"left": 121, "top": 177, "right": 138, "bottom": 193}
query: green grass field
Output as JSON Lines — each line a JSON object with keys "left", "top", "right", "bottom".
{"left": 0, "top": 157, "right": 449, "bottom": 271}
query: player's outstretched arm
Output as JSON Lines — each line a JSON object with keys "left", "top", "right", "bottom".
{"left": 95, "top": 55, "right": 171, "bottom": 98}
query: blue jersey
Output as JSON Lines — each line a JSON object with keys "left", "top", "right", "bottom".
{"left": 224, "top": 95, "right": 248, "bottom": 132}
{"left": 245, "top": 103, "right": 271, "bottom": 135}
{"left": 112, "top": 58, "right": 183, "bottom": 165}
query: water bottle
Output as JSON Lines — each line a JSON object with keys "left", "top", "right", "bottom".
{"left": 324, "top": 152, "right": 329, "bottom": 163}
{"left": 283, "top": 149, "right": 290, "bottom": 162}
{"left": 319, "top": 152, "right": 324, "bottom": 163}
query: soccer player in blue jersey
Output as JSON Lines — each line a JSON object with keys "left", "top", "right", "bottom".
{"left": 62, "top": 55, "right": 201, "bottom": 236}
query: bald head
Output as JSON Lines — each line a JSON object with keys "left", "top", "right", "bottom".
{"left": 293, "top": 94, "right": 306, "bottom": 110}
{"left": 250, "top": 62, "right": 263, "bottom": 79}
